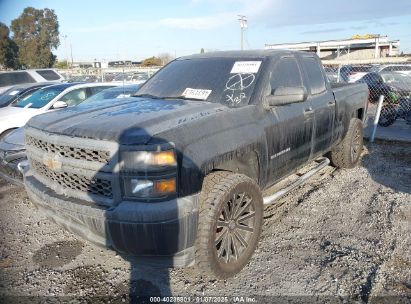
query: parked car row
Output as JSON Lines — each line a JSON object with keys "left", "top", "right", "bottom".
{"left": 64, "top": 70, "right": 157, "bottom": 84}
{"left": 324, "top": 64, "right": 411, "bottom": 83}
{"left": 0, "top": 81, "right": 141, "bottom": 184}
{"left": 358, "top": 71, "right": 411, "bottom": 103}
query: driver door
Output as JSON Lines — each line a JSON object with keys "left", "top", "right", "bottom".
{"left": 264, "top": 56, "right": 314, "bottom": 184}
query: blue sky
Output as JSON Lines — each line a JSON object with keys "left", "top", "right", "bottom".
{"left": 1, "top": 0, "right": 411, "bottom": 62}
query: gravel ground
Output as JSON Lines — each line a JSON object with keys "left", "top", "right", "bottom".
{"left": 0, "top": 141, "right": 410, "bottom": 303}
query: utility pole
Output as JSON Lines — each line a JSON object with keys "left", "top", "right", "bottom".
{"left": 238, "top": 15, "right": 247, "bottom": 50}
{"left": 70, "top": 43, "right": 74, "bottom": 67}
{"left": 62, "top": 34, "right": 69, "bottom": 69}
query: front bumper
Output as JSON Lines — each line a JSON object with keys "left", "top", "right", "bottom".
{"left": 24, "top": 172, "right": 200, "bottom": 267}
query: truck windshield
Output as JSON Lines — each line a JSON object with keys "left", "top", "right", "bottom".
{"left": 14, "top": 86, "right": 65, "bottom": 108}
{"left": 136, "top": 57, "right": 263, "bottom": 107}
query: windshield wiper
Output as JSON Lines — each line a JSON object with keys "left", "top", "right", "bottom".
{"left": 132, "top": 94, "right": 206, "bottom": 101}
{"left": 162, "top": 96, "right": 206, "bottom": 101}
{"left": 132, "top": 93, "right": 162, "bottom": 99}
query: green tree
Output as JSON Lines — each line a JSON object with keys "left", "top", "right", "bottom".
{"left": 53, "top": 60, "right": 68, "bottom": 69}
{"left": 141, "top": 56, "right": 162, "bottom": 66}
{"left": 200, "top": 48, "right": 204, "bottom": 54}
{"left": 0, "top": 22, "right": 19, "bottom": 69}
{"left": 11, "top": 7, "right": 60, "bottom": 68}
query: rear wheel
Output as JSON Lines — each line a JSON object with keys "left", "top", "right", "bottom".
{"left": 330, "top": 118, "right": 363, "bottom": 169}
{"left": 195, "top": 172, "right": 263, "bottom": 279}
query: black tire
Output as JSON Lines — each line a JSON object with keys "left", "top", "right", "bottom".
{"left": 378, "top": 105, "right": 397, "bottom": 127}
{"left": 330, "top": 118, "right": 363, "bottom": 169}
{"left": 195, "top": 171, "right": 263, "bottom": 279}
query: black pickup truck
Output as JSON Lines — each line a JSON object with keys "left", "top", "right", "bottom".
{"left": 23, "top": 50, "right": 368, "bottom": 278}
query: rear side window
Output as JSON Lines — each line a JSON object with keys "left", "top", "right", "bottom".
{"left": 270, "top": 57, "right": 302, "bottom": 92}
{"left": 59, "top": 88, "right": 88, "bottom": 106}
{"left": 35, "top": 70, "right": 61, "bottom": 80}
{"left": 0, "top": 72, "right": 36, "bottom": 87}
{"left": 301, "top": 57, "right": 326, "bottom": 95}
{"left": 89, "top": 86, "right": 113, "bottom": 95}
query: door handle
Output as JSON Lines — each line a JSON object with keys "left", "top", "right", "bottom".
{"left": 328, "top": 101, "right": 335, "bottom": 106}
{"left": 304, "top": 107, "right": 313, "bottom": 113}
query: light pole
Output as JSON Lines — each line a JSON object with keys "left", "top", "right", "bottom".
{"left": 62, "top": 34, "right": 69, "bottom": 69}
{"left": 238, "top": 15, "right": 247, "bottom": 50}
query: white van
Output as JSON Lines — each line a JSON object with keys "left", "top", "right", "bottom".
{"left": 0, "top": 69, "right": 65, "bottom": 94}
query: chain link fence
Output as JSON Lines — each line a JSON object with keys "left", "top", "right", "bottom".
{"left": 57, "top": 66, "right": 160, "bottom": 85}
{"left": 323, "top": 61, "right": 411, "bottom": 128}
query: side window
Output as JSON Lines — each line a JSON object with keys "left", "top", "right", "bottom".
{"left": 59, "top": 88, "right": 88, "bottom": 106}
{"left": 301, "top": 57, "right": 326, "bottom": 95}
{"left": 89, "top": 86, "right": 112, "bottom": 95}
{"left": 270, "top": 57, "right": 303, "bottom": 93}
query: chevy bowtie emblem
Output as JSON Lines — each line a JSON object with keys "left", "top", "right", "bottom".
{"left": 43, "top": 155, "right": 62, "bottom": 171}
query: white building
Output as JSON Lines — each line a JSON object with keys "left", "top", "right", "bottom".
{"left": 265, "top": 35, "right": 400, "bottom": 60}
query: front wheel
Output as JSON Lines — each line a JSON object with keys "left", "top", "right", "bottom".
{"left": 195, "top": 172, "right": 263, "bottom": 279}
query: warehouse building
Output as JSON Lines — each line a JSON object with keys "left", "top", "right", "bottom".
{"left": 265, "top": 35, "right": 400, "bottom": 60}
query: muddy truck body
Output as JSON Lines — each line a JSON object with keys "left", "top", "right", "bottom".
{"left": 23, "top": 50, "right": 368, "bottom": 278}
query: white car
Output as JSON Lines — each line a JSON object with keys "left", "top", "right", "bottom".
{"left": 0, "top": 69, "right": 65, "bottom": 94}
{"left": 0, "top": 82, "right": 118, "bottom": 139}
{"left": 371, "top": 64, "right": 411, "bottom": 76}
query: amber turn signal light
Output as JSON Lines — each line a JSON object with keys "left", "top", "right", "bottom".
{"left": 154, "top": 178, "right": 176, "bottom": 194}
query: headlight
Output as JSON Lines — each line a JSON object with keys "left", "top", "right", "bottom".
{"left": 121, "top": 149, "right": 177, "bottom": 200}
{"left": 121, "top": 150, "right": 176, "bottom": 170}
{"left": 123, "top": 177, "right": 176, "bottom": 199}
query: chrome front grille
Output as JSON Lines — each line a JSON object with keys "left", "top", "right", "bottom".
{"left": 31, "top": 159, "right": 113, "bottom": 198}
{"left": 26, "top": 136, "right": 110, "bottom": 163}
{"left": 25, "top": 128, "right": 119, "bottom": 206}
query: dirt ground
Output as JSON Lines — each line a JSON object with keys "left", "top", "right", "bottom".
{"left": 0, "top": 141, "right": 410, "bottom": 303}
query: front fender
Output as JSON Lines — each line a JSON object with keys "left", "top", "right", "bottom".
{"left": 179, "top": 123, "right": 267, "bottom": 196}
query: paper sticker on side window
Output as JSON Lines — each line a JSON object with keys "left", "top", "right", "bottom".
{"left": 8, "top": 90, "right": 20, "bottom": 96}
{"left": 230, "top": 61, "right": 262, "bottom": 74}
{"left": 182, "top": 88, "right": 212, "bottom": 100}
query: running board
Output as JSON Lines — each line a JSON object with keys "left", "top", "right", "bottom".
{"left": 263, "top": 157, "right": 330, "bottom": 205}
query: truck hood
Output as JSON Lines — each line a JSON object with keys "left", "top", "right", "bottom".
{"left": 27, "top": 97, "right": 228, "bottom": 145}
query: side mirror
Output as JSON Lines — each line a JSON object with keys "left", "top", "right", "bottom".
{"left": 52, "top": 101, "right": 68, "bottom": 109}
{"left": 266, "top": 86, "right": 307, "bottom": 106}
